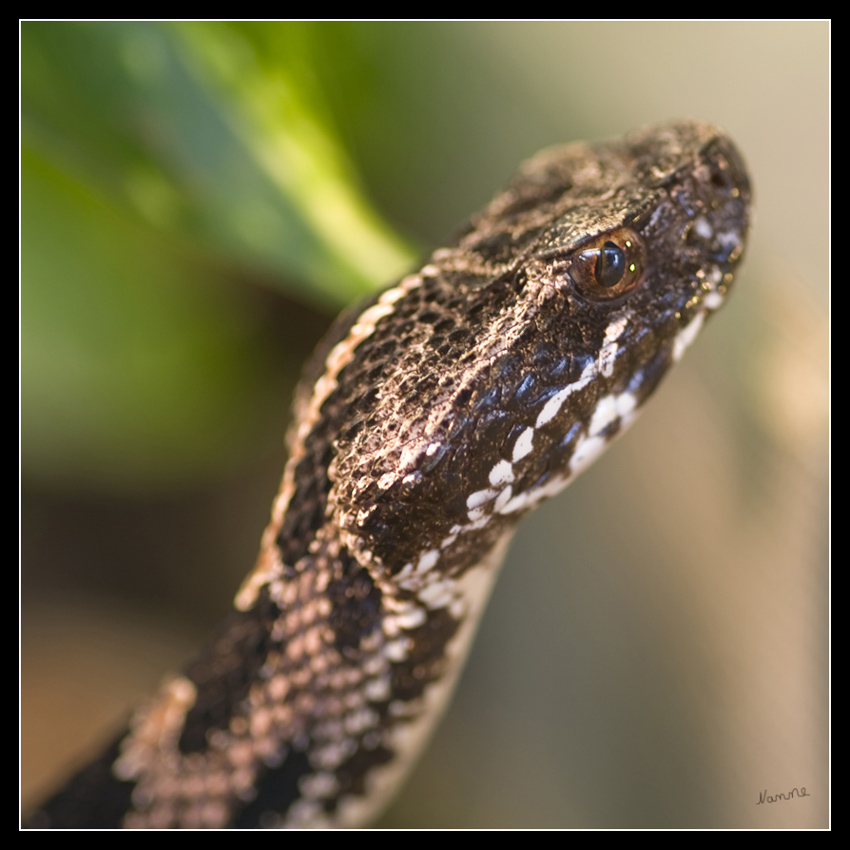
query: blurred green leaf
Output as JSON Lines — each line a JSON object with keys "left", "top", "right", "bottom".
{"left": 22, "top": 21, "right": 414, "bottom": 305}
{"left": 21, "top": 144, "right": 269, "bottom": 487}
{"left": 21, "top": 21, "right": 416, "bottom": 489}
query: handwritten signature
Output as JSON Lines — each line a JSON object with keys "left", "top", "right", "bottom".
{"left": 757, "top": 786, "right": 811, "bottom": 805}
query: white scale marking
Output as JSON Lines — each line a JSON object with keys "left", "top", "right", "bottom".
{"left": 493, "top": 486, "right": 513, "bottom": 513}
{"left": 383, "top": 639, "right": 411, "bottom": 662}
{"left": 364, "top": 677, "right": 391, "bottom": 702}
{"left": 535, "top": 385, "right": 575, "bottom": 428}
{"left": 588, "top": 391, "right": 637, "bottom": 437}
{"left": 499, "top": 383, "right": 642, "bottom": 515}
{"left": 693, "top": 215, "right": 713, "bottom": 238}
{"left": 717, "top": 230, "right": 742, "bottom": 255}
{"left": 467, "top": 487, "right": 498, "bottom": 510}
{"left": 672, "top": 311, "right": 705, "bottom": 362}
{"left": 416, "top": 549, "right": 439, "bottom": 573}
{"left": 569, "top": 435, "right": 607, "bottom": 476}
{"left": 512, "top": 426, "right": 535, "bottom": 462}
{"left": 417, "top": 578, "right": 458, "bottom": 610}
{"left": 534, "top": 360, "right": 597, "bottom": 429}
{"left": 462, "top": 342, "right": 643, "bottom": 523}
{"left": 706, "top": 265, "right": 723, "bottom": 286}
{"left": 599, "top": 342, "right": 618, "bottom": 377}
{"left": 395, "top": 606, "right": 427, "bottom": 630}
{"left": 703, "top": 291, "right": 724, "bottom": 311}
{"left": 440, "top": 532, "right": 458, "bottom": 549}
{"left": 606, "top": 315, "right": 630, "bottom": 341}
{"left": 466, "top": 508, "right": 489, "bottom": 524}
{"left": 488, "top": 459, "right": 514, "bottom": 486}
{"left": 497, "top": 472, "right": 571, "bottom": 516}
{"left": 598, "top": 314, "right": 630, "bottom": 378}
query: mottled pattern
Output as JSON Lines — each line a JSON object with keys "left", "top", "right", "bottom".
{"left": 28, "top": 122, "right": 751, "bottom": 829}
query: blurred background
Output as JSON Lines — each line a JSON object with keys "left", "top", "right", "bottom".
{"left": 21, "top": 22, "right": 828, "bottom": 828}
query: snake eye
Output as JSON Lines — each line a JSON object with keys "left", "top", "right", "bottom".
{"left": 568, "top": 227, "right": 646, "bottom": 301}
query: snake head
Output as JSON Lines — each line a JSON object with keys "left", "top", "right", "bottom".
{"left": 324, "top": 123, "right": 750, "bottom": 582}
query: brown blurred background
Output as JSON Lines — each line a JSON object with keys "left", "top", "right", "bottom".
{"left": 22, "top": 22, "right": 828, "bottom": 828}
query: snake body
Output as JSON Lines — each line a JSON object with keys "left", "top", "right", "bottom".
{"left": 28, "top": 121, "right": 751, "bottom": 828}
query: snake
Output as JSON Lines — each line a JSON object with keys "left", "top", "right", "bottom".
{"left": 26, "top": 121, "right": 751, "bottom": 829}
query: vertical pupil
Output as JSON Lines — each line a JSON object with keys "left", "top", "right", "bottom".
{"left": 596, "top": 241, "right": 626, "bottom": 288}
